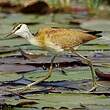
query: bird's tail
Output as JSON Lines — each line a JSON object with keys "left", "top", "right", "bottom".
{"left": 87, "top": 31, "right": 102, "bottom": 38}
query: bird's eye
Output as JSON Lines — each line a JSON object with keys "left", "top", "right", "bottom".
{"left": 17, "top": 25, "right": 21, "bottom": 30}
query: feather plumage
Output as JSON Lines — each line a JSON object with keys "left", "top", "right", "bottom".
{"left": 35, "top": 27, "right": 96, "bottom": 51}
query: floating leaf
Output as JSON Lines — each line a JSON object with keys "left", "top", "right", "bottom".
{"left": 4, "top": 93, "right": 110, "bottom": 109}
{"left": 0, "top": 38, "right": 28, "bottom": 47}
{"left": 0, "top": 46, "right": 18, "bottom": 54}
{"left": 0, "top": 64, "right": 36, "bottom": 73}
{"left": 95, "top": 68, "right": 110, "bottom": 80}
{"left": 0, "top": 55, "right": 80, "bottom": 67}
{"left": 0, "top": 72, "right": 21, "bottom": 82}
{"left": 80, "top": 20, "right": 110, "bottom": 31}
{"left": 24, "top": 67, "right": 93, "bottom": 81}
{"left": 16, "top": 100, "right": 38, "bottom": 107}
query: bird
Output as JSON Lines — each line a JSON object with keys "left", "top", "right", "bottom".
{"left": 7, "top": 24, "right": 102, "bottom": 92}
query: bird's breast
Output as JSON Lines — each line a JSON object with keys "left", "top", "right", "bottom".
{"left": 28, "top": 37, "right": 64, "bottom": 54}
{"left": 29, "top": 37, "right": 45, "bottom": 47}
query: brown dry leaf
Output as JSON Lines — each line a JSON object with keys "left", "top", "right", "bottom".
{"left": 16, "top": 100, "right": 38, "bottom": 107}
{"left": 20, "top": 1, "right": 50, "bottom": 14}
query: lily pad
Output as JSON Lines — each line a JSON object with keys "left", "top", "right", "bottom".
{"left": 0, "top": 46, "right": 18, "bottom": 54}
{"left": 4, "top": 93, "right": 110, "bottom": 109}
{"left": 80, "top": 20, "right": 110, "bottom": 31}
{"left": 0, "top": 64, "right": 36, "bottom": 73}
{"left": 0, "top": 14, "right": 39, "bottom": 25}
{"left": 0, "top": 55, "right": 80, "bottom": 66}
{"left": 79, "top": 44, "right": 110, "bottom": 51}
{"left": 24, "top": 67, "right": 94, "bottom": 81}
{"left": 0, "top": 38, "right": 28, "bottom": 47}
{"left": 95, "top": 68, "right": 110, "bottom": 80}
{"left": 0, "top": 72, "right": 21, "bottom": 82}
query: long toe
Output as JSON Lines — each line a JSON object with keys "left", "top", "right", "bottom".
{"left": 88, "top": 82, "right": 107, "bottom": 92}
{"left": 8, "top": 86, "right": 31, "bottom": 93}
{"left": 88, "top": 85, "right": 97, "bottom": 92}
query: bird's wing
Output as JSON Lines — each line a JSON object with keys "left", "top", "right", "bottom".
{"left": 44, "top": 28, "right": 96, "bottom": 49}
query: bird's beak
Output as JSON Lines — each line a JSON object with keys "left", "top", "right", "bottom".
{"left": 6, "top": 30, "right": 15, "bottom": 38}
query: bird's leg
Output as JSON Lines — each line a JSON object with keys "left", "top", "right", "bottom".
{"left": 70, "top": 48, "right": 97, "bottom": 91}
{"left": 26, "top": 55, "right": 56, "bottom": 88}
{"left": 10, "top": 55, "right": 56, "bottom": 92}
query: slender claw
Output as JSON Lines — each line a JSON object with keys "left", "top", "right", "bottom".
{"left": 8, "top": 86, "right": 31, "bottom": 93}
{"left": 88, "top": 82, "right": 108, "bottom": 92}
{"left": 88, "top": 85, "right": 97, "bottom": 92}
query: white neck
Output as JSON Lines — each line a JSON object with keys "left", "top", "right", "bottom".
{"left": 22, "top": 31, "right": 34, "bottom": 40}
{"left": 23, "top": 31, "right": 39, "bottom": 46}
{"left": 28, "top": 36, "right": 39, "bottom": 46}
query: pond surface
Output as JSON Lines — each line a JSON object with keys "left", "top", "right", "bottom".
{"left": 0, "top": 12, "right": 110, "bottom": 110}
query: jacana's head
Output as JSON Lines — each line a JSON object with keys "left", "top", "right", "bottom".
{"left": 7, "top": 24, "right": 33, "bottom": 39}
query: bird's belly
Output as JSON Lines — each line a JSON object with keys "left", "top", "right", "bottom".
{"left": 45, "top": 46, "right": 64, "bottom": 54}
{"left": 45, "top": 41, "right": 64, "bottom": 54}
{"left": 45, "top": 45, "right": 79, "bottom": 54}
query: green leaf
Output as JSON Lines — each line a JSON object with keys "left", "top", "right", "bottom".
{"left": 4, "top": 93, "right": 110, "bottom": 109}
{"left": 0, "top": 72, "right": 22, "bottom": 82}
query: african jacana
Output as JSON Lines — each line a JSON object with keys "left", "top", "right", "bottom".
{"left": 7, "top": 24, "right": 102, "bottom": 92}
